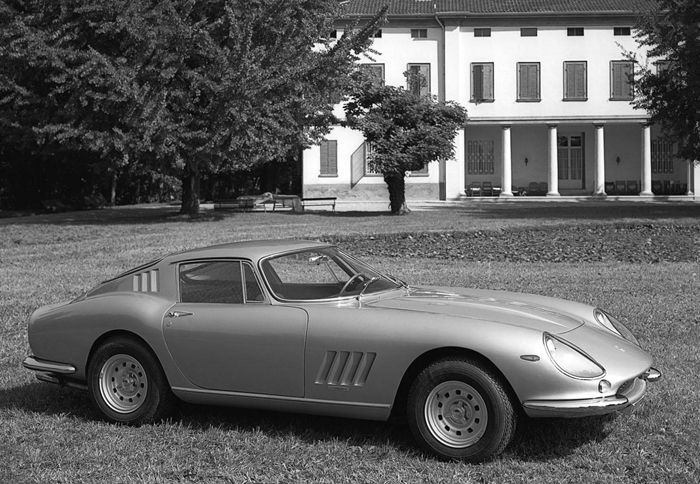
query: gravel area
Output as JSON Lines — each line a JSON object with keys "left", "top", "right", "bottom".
{"left": 324, "top": 223, "right": 699, "bottom": 263}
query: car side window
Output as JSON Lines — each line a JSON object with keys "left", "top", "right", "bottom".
{"left": 242, "top": 262, "right": 265, "bottom": 302}
{"left": 179, "top": 261, "right": 244, "bottom": 304}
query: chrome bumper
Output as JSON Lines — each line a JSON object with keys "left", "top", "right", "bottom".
{"left": 522, "top": 367, "right": 661, "bottom": 418}
{"left": 23, "top": 356, "right": 76, "bottom": 374}
{"left": 22, "top": 356, "right": 87, "bottom": 390}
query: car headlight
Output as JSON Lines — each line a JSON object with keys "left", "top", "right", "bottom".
{"left": 593, "top": 309, "right": 640, "bottom": 346}
{"left": 544, "top": 333, "right": 605, "bottom": 379}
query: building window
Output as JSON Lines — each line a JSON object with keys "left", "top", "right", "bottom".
{"left": 471, "top": 63, "right": 494, "bottom": 102}
{"left": 614, "top": 27, "right": 631, "bottom": 36}
{"left": 651, "top": 139, "right": 674, "bottom": 174}
{"left": 517, "top": 62, "right": 540, "bottom": 101}
{"left": 373, "top": 29, "right": 382, "bottom": 38}
{"left": 319, "top": 140, "right": 337, "bottom": 176}
{"left": 411, "top": 29, "right": 427, "bottom": 39}
{"left": 467, "top": 140, "right": 495, "bottom": 175}
{"left": 520, "top": 28, "right": 538, "bottom": 37}
{"left": 563, "top": 61, "right": 587, "bottom": 100}
{"left": 329, "top": 30, "right": 337, "bottom": 39}
{"left": 567, "top": 27, "right": 584, "bottom": 36}
{"left": 610, "top": 60, "right": 634, "bottom": 100}
{"left": 407, "top": 63, "right": 430, "bottom": 97}
{"left": 360, "top": 63, "right": 385, "bottom": 86}
{"left": 474, "top": 28, "right": 491, "bottom": 37}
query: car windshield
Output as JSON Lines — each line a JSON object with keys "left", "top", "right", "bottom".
{"left": 260, "top": 247, "right": 401, "bottom": 301}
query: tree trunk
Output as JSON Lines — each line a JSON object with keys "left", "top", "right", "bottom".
{"left": 180, "top": 161, "right": 200, "bottom": 216}
{"left": 109, "top": 169, "right": 117, "bottom": 206}
{"left": 384, "top": 172, "right": 410, "bottom": 215}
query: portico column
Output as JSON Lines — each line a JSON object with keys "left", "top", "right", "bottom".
{"left": 500, "top": 125, "right": 513, "bottom": 196}
{"left": 594, "top": 124, "right": 606, "bottom": 196}
{"left": 640, "top": 123, "right": 653, "bottom": 196}
{"left": 547, "top": 124, "right": 560, "bottom": 196}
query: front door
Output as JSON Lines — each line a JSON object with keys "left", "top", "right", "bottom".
{"left": 558, "top": 134, "right": 585, "bottom": 190}
{"left": 163, "top": 259, "right": 307, "bottom": 397}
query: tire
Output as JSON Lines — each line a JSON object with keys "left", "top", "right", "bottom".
{"left": 407, "top": 358, "right": 517, "bottom": 462}
{"left": 87, "top": 336, "right": 174, "bottom": 424}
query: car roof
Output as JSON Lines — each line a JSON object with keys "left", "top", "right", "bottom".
{"left": 162, "top": 239, "right": 333, "bottom": 264}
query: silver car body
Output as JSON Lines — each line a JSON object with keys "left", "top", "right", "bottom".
{"left": 23, "top": 239, "right": 659, "bottom": 421}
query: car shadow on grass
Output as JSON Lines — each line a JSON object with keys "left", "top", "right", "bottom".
{"left": 2, "top": 382, "right": 617, "bottom": 462}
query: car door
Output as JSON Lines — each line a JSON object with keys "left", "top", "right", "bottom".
{"left": 163, "top": 259, "right": 307, "bottom": 397}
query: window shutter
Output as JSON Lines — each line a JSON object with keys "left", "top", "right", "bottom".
{"left": 420, "top": 64, "right": 430, "bottom": 96}
{"left": 350, "top": 142, "right": 366, "bottom": 187}
{"left": 565, "top": 62, "right": 586, "bottom": 99}
{"left": 319, "top": 140, "right": 337, "bottom": 176}
{"left": 328, "top": 140, "right": 337, "bottom": 175}
{"left": 472, "top": 64, "right": 484, "bottom": 100}
{"left": 612, "top": 61, "right": 633, "bottom": 99}
{"left": 483, "top": 64, "right": 493, "bottom": 99}
{"left": 518, "top": 63, "right": 539, "bottom": 99}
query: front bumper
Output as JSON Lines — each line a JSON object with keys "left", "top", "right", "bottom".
{"left": 522, "top": 367, "right": 661, "bottom": 418}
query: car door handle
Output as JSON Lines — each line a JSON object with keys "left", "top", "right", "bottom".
{"left": 167, "top": 311, "right": 193, "bottom": 318}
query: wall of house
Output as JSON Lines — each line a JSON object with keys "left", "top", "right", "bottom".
{"left": 304, "top": 16, "right": 695, "bottom": 200}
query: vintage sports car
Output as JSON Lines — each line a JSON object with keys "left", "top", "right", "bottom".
{"left": 23, "top": 240, "right": 661, "bottom": 461}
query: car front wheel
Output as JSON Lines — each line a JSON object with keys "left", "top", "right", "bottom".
{"left": 88, "top": 337, "right": 173, "bottom": 424}
{"left": 407, "top": 358, "right": 517, "bottom": 462}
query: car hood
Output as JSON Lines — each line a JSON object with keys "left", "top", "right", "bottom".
{"left": 367, "top": 286, "right": 588, "bottom": 334}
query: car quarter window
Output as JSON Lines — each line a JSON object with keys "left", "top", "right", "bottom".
{"left": 179, "top": 261, "right": 246, "bottom": 304}
{"left": 242, "top": 262, "right": 265, "bottom": 302}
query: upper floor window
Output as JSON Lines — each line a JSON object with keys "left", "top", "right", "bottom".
{"left": 614, "top": 27, "right": 631, "bottom": 36}
{"left": 471, "top": 63, "right": 494, "bottom": 102}
{"left": 520, "top": 28, "right": 538, "bottom": 37}
{"left": 474, "top": 28, "right": 491, "bottom": 37}
{"left": 411, "top": 29, "right": 427, "bottom": 39}
{"left": 610, "top": 60, "right": 634, "bottom": 100}
{"left": 517, "top": 62, "right": 540, "bottom": 101}
{"left": 407, "top": 63, "right": 431, "bottom": 97}
{"left": 328, "top": 30, "right": 337, "bottom": 39}
{"left": 567, "top": 27, "right": 584, "bottom": 36}
{"left": 319, "top": 140, "right": 337, "bottom": 177}
{"left": 563, "top": 61, "right": 587, "bottom": 101}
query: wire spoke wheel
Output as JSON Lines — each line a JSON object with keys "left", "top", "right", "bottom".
{"left": 424, "top": 380, "right": 488, "bottom": 448}
{"left": 98, "top": 354, "right": 148, "bottom": 414}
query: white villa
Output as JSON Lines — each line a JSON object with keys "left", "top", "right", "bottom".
{"left": 302, "top": 0, "right": 699, "bottom": 201}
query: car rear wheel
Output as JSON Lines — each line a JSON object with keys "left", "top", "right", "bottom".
{"left": 407, "top": 358, "right": 517, "bottom": 462}
{"left": 88, "top": 337, "right": 173, "bottom": 424}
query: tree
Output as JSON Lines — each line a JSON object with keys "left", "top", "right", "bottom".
{"left": 631, "top": 0, "right": 700, "bottom": 163}
{"left": 344, "top": 74, "right": 467, "bottom": 214}
{"left": 0, "top": 1, "right": 385, "bottom": 214}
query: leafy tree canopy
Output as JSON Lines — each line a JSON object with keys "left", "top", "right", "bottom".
{"left": 632, "top": 0, "right": 700, "bottom": 162}
{"left": 0, "top": 0, "right": 385, "bottom": 213}
{"left": 344, "top": 74, "right": 467, "bottom": 214}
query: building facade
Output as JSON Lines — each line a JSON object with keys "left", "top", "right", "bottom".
{"left": 302, "top": 0, "right": 699, "bottom": 200}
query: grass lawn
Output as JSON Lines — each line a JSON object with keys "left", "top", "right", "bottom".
{"left": 1, "top": 201, "right": 698, "bottom": 483}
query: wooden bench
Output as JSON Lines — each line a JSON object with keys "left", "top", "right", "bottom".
{"left": 214, "top": 198, "right": 256, "bottom": 211}
{"left": 301, "top": 197, "right": 337, "bottom": 212}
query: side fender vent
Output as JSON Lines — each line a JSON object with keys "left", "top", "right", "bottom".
{"left": 314, "top": 350, "right": 376, "bottom": 387}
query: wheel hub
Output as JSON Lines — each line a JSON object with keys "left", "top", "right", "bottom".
{"left": 424, "top": 380, "right": 488, "bottom": 448}
{"left": 98, "top": 354, "right": 148, "bottom": 414}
